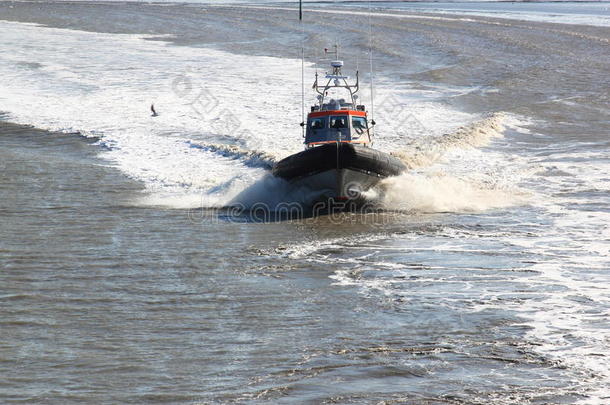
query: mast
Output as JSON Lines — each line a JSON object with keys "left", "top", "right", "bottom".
{"left": 300, "top": 0, "right": 305, "bottom": 137}
{"left": 312, "top": 57, "right": 360, "bottom": 109}
{"left": 368, "top": 0, "right": 375, "bottom": 124}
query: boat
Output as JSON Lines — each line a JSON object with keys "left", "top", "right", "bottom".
{"left": 272, "top": 54, "right": 406, "bottom": 203}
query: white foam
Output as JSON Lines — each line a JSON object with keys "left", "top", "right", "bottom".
{"left": 379, "top": 171, "right": 526, "bottom": 213}
{"left": 374, "top": 112, "right": 532, "bottom": 213}
{"left": 0, "top": 20, "right": 501, "bottom": 210}
{"left": 0, "top": 21, "right": 308, "bottom": 207}
{"left": 388, "top": 112, "right": 507, "bottom": 170}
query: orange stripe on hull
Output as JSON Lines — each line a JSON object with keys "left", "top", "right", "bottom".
{"left": 308, "top": 110, "right": 367, "bottom": 118}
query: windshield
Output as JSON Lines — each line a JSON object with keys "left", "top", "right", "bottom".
{"left": 330, "top": 116, "right": 348, "bottom": 129}
{"left": 352, "top": 116, "right": 367, "bottom": 134}
{"left": 309, "top": 117, "right": 326, "bottom": 130}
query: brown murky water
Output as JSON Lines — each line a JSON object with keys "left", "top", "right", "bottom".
{"left": 1, "top": 2, "right": 609, "bottom": 403}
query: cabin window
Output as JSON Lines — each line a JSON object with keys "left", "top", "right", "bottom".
{"left": 330, "top": 116, "right": 348, "bottom": 129}
{"left": 309, "top": 117, "right": 326, "bottom": 130}
{"left": 352, "top": 116, "right": 368, "bottom": 135}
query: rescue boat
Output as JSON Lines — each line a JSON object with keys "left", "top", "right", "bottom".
{"left": 272, "top": 59, "right": 406, "bottom": 202}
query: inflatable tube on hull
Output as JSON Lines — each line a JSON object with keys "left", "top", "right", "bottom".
{"left": 272, "top": 143, "right": 406, "bottom": 200}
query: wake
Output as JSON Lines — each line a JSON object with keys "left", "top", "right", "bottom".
{"left": 186, "top": 141, "right": 278, "bottom": 170}
{"left": 390, "top": 112, "right": 506, "bottom": 170}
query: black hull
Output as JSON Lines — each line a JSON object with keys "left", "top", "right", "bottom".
{"left": 272, "top": 143, "right": 406, "bottom": 200}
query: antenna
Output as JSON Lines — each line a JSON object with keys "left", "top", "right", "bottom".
{"left": 368, "top": 0, "right": 375, "bottom": 123}
{"left": 300, "top": 0, "right": 305, "bottom": 137}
